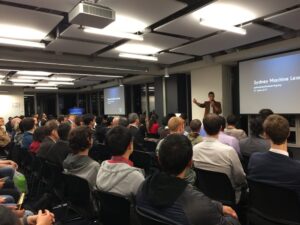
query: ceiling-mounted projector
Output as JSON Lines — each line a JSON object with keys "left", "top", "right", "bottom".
{"left": 69, "top": 2, "right": 115, "bottom": 29}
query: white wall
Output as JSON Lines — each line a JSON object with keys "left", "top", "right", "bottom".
{"left": 0, "top": 87, "right": 24, "bottom": 123}
{"left": 191, "top": 64, "right": 232, "bottom": 120}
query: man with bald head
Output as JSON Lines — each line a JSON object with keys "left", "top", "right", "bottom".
{"left": 156, "top": 116, "right": 196, "bottom": 184}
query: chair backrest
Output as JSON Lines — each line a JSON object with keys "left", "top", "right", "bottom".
{"left": 43, "top": 161, "right": 63, "bottom": 184}
{"left": 136, "top": 207, "right": 178, "bottom": 225}
{"left": 248, "top": 179, "right": 300, "bottom": 224}
{"left": 130, "top": 150, "right": 152, "bottom": 172}
{"left": 89, "top": 144, "right": 111, "bottom": 162}
{"left": 242, "top": 154, "right": 250, "bottom": 174}
{"left": 94, "top": 191, "right": 131, "bottom": 225}
{"left": 194, "top": 168, "right": 235, "bottom": 206}
{"left": 143, "top": 140, "right": 157, "bottom": 152}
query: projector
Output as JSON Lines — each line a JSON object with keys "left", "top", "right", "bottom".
{"left": 68, "top": 2, "right": 115, "bottom": 29}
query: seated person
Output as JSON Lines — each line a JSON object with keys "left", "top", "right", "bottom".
{"left": 248, "top": 115, "right": 300, "bottom": 200}
{"left": 29, "top": 127, "right": 45, "bottom": 154}
{"left": 187, "top": 119, "right": 203, "bottom": 146}
{"left": 240, "top": 116, "right": 270, "bottom": 157}
{"left": 136, "top": 134, "right": 239, "bottom": 225}
{"left": 63, "top": 126, "right": 100, "bottom": 188}
{"left": 96, "top": 126, "right": 144, "bottom": 198}
{"left": 37, "top": 120, "right": 59, "bottom": 158}
{"left": 0, "top": 117, "right": 11, "bottom": 150}
{"left": 193, "top": 114, "right": 246, "bottom": 203}
{"left": 46, "top": 123, "right": 72, "bottom": 167}
{"left": 224, "top": 115, "right": 247, "bottom": 140}
{"left": 21, "top": 118, "right": 35, "bottom": 151}
{"left": 147, "top": 115, "right": 159, "bottom": 136}
{"left": 128, "top": 113, "right": 145, "bottom": 150}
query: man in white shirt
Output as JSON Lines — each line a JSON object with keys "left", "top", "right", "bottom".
{"left": 193, "top": 113, "right": 246, "bottom": 203}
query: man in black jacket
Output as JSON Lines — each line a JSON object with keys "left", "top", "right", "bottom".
{"left": 128, "top": 113, "right": 144, "bottom": 151}
{"left": 136, "top": 134, "right": 240, "bottom": 225}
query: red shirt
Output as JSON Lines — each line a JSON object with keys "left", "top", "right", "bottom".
{"left": 108, "top": 156, "right": 133, "bottom": 167}
{"left": 29, "top": 141, "right": 40, "bottom": 154}
{"left": 149, "top": 123, "right": 159, "bottom": 134}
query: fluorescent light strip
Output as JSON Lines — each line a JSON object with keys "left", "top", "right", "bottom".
{"left": 13, "top": 83, "right": 33, "bottom": 86}
{"left": 36, "top": 83, "right": 57, "bottom": 86}
{"left": 17, "top": 71, "right": 51, "bottom": 76}
{"left": 0, "top": 38, "right": 45, "bottom": 48}
{"left": 48, "top": 81, "right": 74, "bottom": 85}
{"left": 0, "top": 75, "right": 5, "bottom": 79}
{"left": 84, "top": 27, "right": 143, "bottom": 41}
{"left": 57, "top": 73, "right": 123, "bottom": 78}
{"left": 16, "top": 76, "right": 75, "bottom": 81}
{"left": 10, "top": 79, "right": 35, "bottom": 83}
{"left": 199, "top": 19, "right": 246, "bottom": 35}
{"left": 119, "top": 53, "right": 158, "bottom": 61}
{"left": 35, "top": 87, "right": 58, "bottom": 90}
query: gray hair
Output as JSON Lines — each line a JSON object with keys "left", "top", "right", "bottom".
{"left": 128, "top": 113, "right": 139, "bottom": 124}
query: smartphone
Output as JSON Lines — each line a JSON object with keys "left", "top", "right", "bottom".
{"left": 17, "top": 193, "right": 25, "bottom": 210}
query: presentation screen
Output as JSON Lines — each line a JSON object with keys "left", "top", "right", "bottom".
{"left": 69, "top": 107, "right": 84, "bottom": 115}
{"left": 239, "top": 50, "right": 300, "bottom": 114}
{"left": 104, "top": 86, "right": 125, "bottom": 115}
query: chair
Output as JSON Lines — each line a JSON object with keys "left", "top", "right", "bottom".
{"left": 248, "top": 179, "right": 300, "bottom": 225}
{"left": 89, "top": 144, "right": 111, "bottom": 162}
{"left": 94, "top": 191, "right": 131, "bottom": 225}
{"left": 136, "top": 207, "right": 178, "bottom": 225}
{"left": 194, "top": 168, "right": 236, "bottom": 207}
{"left": 43, "top": 161, "right": 64, "bottom": 200}
{"left": 242, "top": 154, "right": 250, "bottom": 174}
{"left": 143, "top": 140, "right": 157, "bottom": 152}
{"left": 61, "top": 173, "right": 96, "bottom": 220}
{"left": 130, "top": 150, "right": 155, "bottom": 174}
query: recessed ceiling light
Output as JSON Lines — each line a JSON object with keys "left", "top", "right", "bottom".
{"left": 17, "top": 71, "right": 51, "bottom": 76}
{"left": 0, "top": 38, "right": 45, "bottom": 48}
{"left": 119, "top": 53, "right": 158, "bottom": 61}
{"left": 116, "top": 43, "right": 161, "bottom": 55}
{"left": 0, "top": 24, "right": 46, "bottom": 41}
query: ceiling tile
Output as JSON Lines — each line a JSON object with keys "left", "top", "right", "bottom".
{"left": 173, "top": 24, "right": 282, "bottom": 56}
{"left": 46, "top": 39, "right": 107, "bottom": 55}
{"left": 265, "top": 8, "right": 300, "bottom": 30}
{"left": 157, "top": 53, "right": 193, "bottom": 64}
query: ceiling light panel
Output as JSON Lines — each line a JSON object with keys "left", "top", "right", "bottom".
{"left": 0, "top": 24, "right": 47, "bottom": 41}
{"left": 17, "top": 71, "right": 51, "bottom": 76}
{"left": 119, "top": 53, "right": 158, "bottom": 61}
{"left": 0, "top": 38, "right": 45, "bottom": 48}
{"left": 35, "top": 87, "right": 58, "bottom": 90}
{"left": 116, "top": 44, "right": 161, "bottom": 55}
{"left": 84, "top": 27, "right": 143, "bottom": 41}
{"left": 10, "top": 79, "right": 35, "bottom": 83}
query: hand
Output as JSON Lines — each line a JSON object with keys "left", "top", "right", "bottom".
{"left": 8, "top": 160, "right": 18, "bottom": 169}
{"left": 11, "top": 208, "right": 25, "bottom": 218}
{"left": 0, "top": 181, "right": 4, "bottom": 189}
{"left": 193, "top": 98, "right": 197, "bottom": 104}
{"left": 0, "top": 196, "right": 5, "bottom": 203}
{"left": 36, "top": 210, "right": 55, "bottom": 225}
{"left": 223, "top": 205, "right": 238, "bottom": 219}
{"left": 27, "top": 215, "right": 38, "bottom": 225}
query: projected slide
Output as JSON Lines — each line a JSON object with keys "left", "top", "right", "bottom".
{"left": 104, "top": 86, "right": 125, "bottom": 115}
{"left": 239, "top": 50, "right": 300, "bottom": 114}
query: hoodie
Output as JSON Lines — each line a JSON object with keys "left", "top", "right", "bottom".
{"left": 96, "top": 159, "right": 144, "bottom": 199}
{"left": 63, "top": 153, "right": 100, "bottom": 188}
{"left": 136, "top": 172, "right": 239, "bottom": 225}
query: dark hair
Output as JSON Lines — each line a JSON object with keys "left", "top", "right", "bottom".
{"left": 259, "top": 108, "right": 274, "bottom": 121}
{"left": 0, "top": 205, "right": 21, "bottom": 225}
{"left": 139, "top": 114, "right": 146, "bottom": 126}
{"left": 159, "top": 134, "right": 192, "bottom": 175}
{"left": 263, "top": 115, "right": 289, "bottom": 145}
{"left": 106, "top": 117, "right": 114, "bottom": 126}
{"left": 96, "top": 115, "right": 103, "bottom": 125}
{"left": 58, "top": 123, "right": 71, "bottom": 141}
{"left": 18, "top": 120, "right": 24, "bottom": 133}
{"left": 32, "top": 126, "right": 46, "bottom": 142}
{"left": 40, "top": 118, "right": 47, "bottom": 126}
{"left": 203, "top": 114, "right": 221, "bottom": 135}
{"left": 69, "top": 126, "right": 92, "bottom": 154}
{"left": 119, "top": 117, "right": 129, "bottom": 127}
{"left": 74, "top": 115, "right": 82, "bottom": 126}
{"left": 58, "top": 115, "right": 65, "bottom": 124}
{"left": 190, "top": 119, "right": 202, "bottom": 132}
{"left": 148, "top": 115, "right": 157, "bottom": 131}
{"left": 106, "top": 126, "right": 132, "bottom": 156}
{"left": 44, "top": 120, "right": 58, "bottom": 136}
{"left": 250, "top": 117, "right": 263, "bottom": 137}
{"left": 227, "top": 114, "right": 238, "bottom": 126}
{"left": 218, "top": 116, "right": 226, "bottom": 130}
{"left": 82, "top": 113, "right": 95, "bottom": 126}
{"left": 208, "top": 91, "right": 215, "bottom": 96}
{"left": 22, "top": 117, "right": 35, "bottom": 132}
{"left": 180, "top": 113, "right": 187, "bottom": 121}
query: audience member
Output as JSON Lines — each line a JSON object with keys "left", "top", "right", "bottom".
{"left": 187, "top": 119, "right": 203, "bottom": 146}
{"left": 240, "top": 117, "right": 270, "bottom": 157}
{"left": 248, "top": 115, "right": 300, "bottom": 200}
{"left": 74, "top": 115, "right": 82, "bottom": 127}
{"left": 63, "top": 126, "right": 100, "bottom": 188}
{"left": 119, "top": 116, "right": 129, "bottom": 127}
{"left": 21, "top": 117, "right": 35, "bottom": 151}
{"left": 96, "top": 126, "right": 144, "bottom": 198}
{"left": 13, "top": 120, "right": 24, "bottom": 147}
{"left": 136, "top": 134, "right": 239, "bottom": 225}
{"left": 193, "top": 114, "right": 246, "bottom": 203}
{"left": 147, "top": 115, "right": 159, "bottom": 136}
{"left": 37, "top": 120, "right": 59, "bottom": 158}
{"left": 29, "top": 127, "right": 45, "bottom": 154}
{"left": 5, "top": 117, "right": 13, "bottom": 134}
{"left": 139, "top": 114, "right": 147, "bottom": 138}
{"left": 128, "top": 113, "right": 145, "bottom": 150}
{"left": 82, "top": 114, "right": 96, "bottom": 129}
{"left": 224, "top": 115, "right": 247, "bottom": 140}
{"left": 258, "top": 108, "right": 274, "bottom": 121}
{"left": 66, "top": 114, "right": 76, "bottom": 128}
{"left": 95, "top": 117, "right": 113, "bottom": 144}
{"left": 0, "top": 117, "right": 11, "bottom": 151}
{"left": 218, "top": 116, "right": 241, "bottom": 157}
{"left": 46, "top": 123, "right": 72, "bottom": 167}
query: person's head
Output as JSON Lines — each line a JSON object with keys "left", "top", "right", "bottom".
{"left": 69, "top": 126, "right": 93, "bottom": 154}
{"left": 0, "top": 205, "right": 22, "bottom": 225}
{"left": 40, "top": 118, "right": 47, "bottom": 126}
{"left": 218, "top": 116, "right": 226, "bottom": 131}
{"left": 22, "top": 117, "right": 35, "bottom": 132}
{"left": 128, "top": 113, "right": 139, "bottom": 125}
{"left": 58, "top": 123, "right": 71, "bottom": 141}
{"left": 0, "top": 117, "right": 4, "bottom": 126}
{"left": 168, "top": 117, "right": 184, "bottom": 134}
{"left": 106, "top": 126, "right": 132, "bottom": 157}
{"left": 190, "top": 119, "right": 202, "bottom": 133}
{"left": 159, "top": 134, "right": 193, "bottom": 176}
{"left": 82, "top": 114, "right": 95, "bottom": 128}
{"left": 259, "top": 108, "right": 274, "bottom": 121}
{"left": 148, "top": 114, "right": 158, "bottom": 130}
{"left": 32, "top": 126, "right": 46, "bottom": 142}
{"left": 106, "top": 116, "right": 114, "bottom": 127}
{"left": 44, "top": 120, "right": 59, "bottom": 140}
{"left": 203, "top": 113, "right": 221, "bottom": 136}
{"left": 57, "top": 115, "right": 65, "bottom": 124}
{"left": 208, "top": 91, "right": 215, "bottom": 101}
{"left": 119, "top": 117, "right": 129, "bottom": 127}
{"left": 68, "top": 114, "right": 76, "bottom": 122}
{"left": 263, "top": 115, "right": 289, "bottom": 145}
{"left": 96, "top": 115, "right": 103, "bottom": 125}
{"left": 227, "top": 114, "right": 238, "bottom": 127}
{"left": 180, "top": 113, "right": 187, "bottom": 122}
{"left": 74, "top": 115, "right": 82, "bottom": 127}
{"left": 250, "top": 117, "right": 264, "bottom": 137}
{"left": 112, "top": 116, "right": 120, "bottom": 127}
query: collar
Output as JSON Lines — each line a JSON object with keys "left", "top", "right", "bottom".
{"left": 226, "top": 126, "right": 235, "bottom": 129}
{"left": 48, "top": 136, "right": 57, "bottom": 143}
{"left": 109, "top": 156, "right": 133, "bottom": 167}
{"left": 204, "top": 136, "right": 218, "bottom": 142}
{"left": 269, "top": 148, "right": 289, "bottom": 157}
{"left": 130, "top": 124, "right": 138, "bottom": 129}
